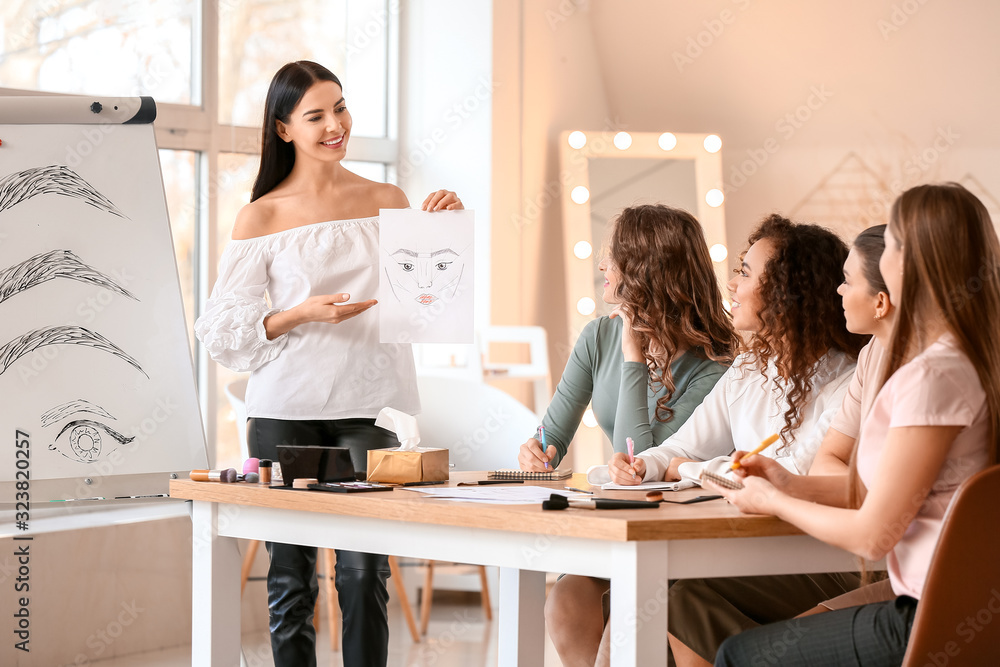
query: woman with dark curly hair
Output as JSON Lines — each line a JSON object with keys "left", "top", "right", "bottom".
{"left": 526, "top": 205, "right": 738, "bottom": 666}
{"left": 610, "top": 214, "right": 867, "bottom": 485}
{"left": 518, "top": 204, "right": 738, "bottom": 472}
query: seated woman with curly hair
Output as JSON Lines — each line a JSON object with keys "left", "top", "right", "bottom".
{"left": 518, "top": 204, "right": 738, "bottom": 473}
{"left": 526, "top": 205, "right": 739, "bottom": 666}
{"left": 600, "top": 214, "right": 868, "bottom": 666}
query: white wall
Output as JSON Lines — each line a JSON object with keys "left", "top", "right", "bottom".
{"left": 399, "top": 0, "right": 494, "bottom": 333}
{"left": 492, "top": 0, "right": 1000, "bottom": 471}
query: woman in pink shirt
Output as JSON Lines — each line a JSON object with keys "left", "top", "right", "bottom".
{"left": 708, "top": 182, "right": 1000, "bottom": 666}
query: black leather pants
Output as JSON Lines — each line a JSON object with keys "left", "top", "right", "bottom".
{"left": 248, "top": 417, "right": 396, "bottom": 667}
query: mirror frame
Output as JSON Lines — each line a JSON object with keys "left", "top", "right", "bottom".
{"left": 558, "top": 130, "right": 728, "bottom": 469}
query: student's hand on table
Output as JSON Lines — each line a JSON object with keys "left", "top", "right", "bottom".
{"left": 608, "top": 452, "right": 646, "bottom": 485}
{"left": 665, "top": 456, "right": 695, "bottom": 481}
{"left": 518, "top": 438, "right": 556, "bottom": 471}
{"left": 297, "top": 293, "right": 378, "bottom": 324}
{"left": 610, "top": 306, "right": 644, "bottom": 362}
{"left": 703, "top": 474, "right": 780, "bottom": 516}
{"left": 731, "top": 449, "right": 794, "bottom": 492}
{"left": 421, "top": 190, "right": 463, "bottom": 211}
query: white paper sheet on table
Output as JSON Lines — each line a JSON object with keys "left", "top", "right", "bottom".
{"left": 402, "top": 486, "right": 575, "bottom": 505}
{"left": 586, "top": 464, "right": 696, "bottom": 491}
{"left": 378, "top": 208, "right": 475, "bottom": 343}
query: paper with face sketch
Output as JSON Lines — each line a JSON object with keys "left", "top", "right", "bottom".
{"left": 379, "top": 208, "right": 474, "bottom": 343}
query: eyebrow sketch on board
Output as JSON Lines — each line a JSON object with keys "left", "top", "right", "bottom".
{"left": 0, "top": 165, "right": 127, "bottom": 218}
{"left": 41, "top": 399, "right": 116, "bottom": 426}
{"left": 0, "top": 326, "right": 147, "bottom": 378}
{"left": 379, "top": 208, "right": 475, "bottom": 344}
{"left": 0, "top": 249, "right": 137, "bottom": 305}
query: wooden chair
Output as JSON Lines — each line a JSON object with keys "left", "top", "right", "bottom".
{"left": 900, "top": 464, "right": 1000, "bottom": 665}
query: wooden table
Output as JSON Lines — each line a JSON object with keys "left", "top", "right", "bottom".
{"left": 170, "top": 473, "right": 858, "bottom": 666}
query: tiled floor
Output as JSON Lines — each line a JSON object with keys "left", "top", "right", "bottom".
{"left": 90, "top": 595, "right": 564, "bottom": 666}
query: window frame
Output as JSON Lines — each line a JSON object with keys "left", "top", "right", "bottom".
{"left": 0, "top": 0, "right": 400, "bottom": 465}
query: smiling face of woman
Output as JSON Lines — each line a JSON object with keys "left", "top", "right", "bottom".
{"left": 598, "top": 255, "right": 622, "bottom": 304}
{"left": 726, "top": 238, "right": 774, "bottom": 332}
{"left": 276, "top": 80, "right": 353, "bottom": 162}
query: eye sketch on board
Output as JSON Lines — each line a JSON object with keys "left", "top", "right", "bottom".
{"left": 378, "top": 208, "right": 475, "bottom": 344}
{"left": 0, "top": 326, "right": 146, "bottom": 378}
{"left": 0, "top": 165, "right": 127, "bottom": 218}
{"left": 39, "top": 387, "right": 140, "bottom": 466}
{"left": 48, "top": 418, "right": 136, "bottom": 463}
{"left": 0, "top": 249, "right": 137, "bottom": 305}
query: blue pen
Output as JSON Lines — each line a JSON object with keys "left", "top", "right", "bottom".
{"left": 539, "top": 425, "right": 550, "bottom": 469}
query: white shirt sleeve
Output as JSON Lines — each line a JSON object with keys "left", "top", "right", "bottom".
{"left": 194, "top": 241, "right": 288, "bottom": 373}
{"left": 637, "top": 357, "right": 743, "bottom": 481}
{"left": 785, "top": 365, "right": 855, "bottom": 474}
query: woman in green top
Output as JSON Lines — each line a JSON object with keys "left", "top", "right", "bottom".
{"left": 518, "top": 204, "right": 737, "bottom": 473}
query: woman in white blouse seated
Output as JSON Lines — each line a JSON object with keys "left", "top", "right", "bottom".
{"left": 598, "top": 215, "right": 867, "bottom": 665}
{"left": 195, "top": 61, "right": 462, "bottom": 667}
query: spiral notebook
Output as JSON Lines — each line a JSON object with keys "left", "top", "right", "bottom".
{"left": 488, "top": 468, "right": 573, "bottom": 481}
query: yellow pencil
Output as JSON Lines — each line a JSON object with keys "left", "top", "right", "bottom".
{"left": 731, "top": 433, "right": 779, "bottom": 470}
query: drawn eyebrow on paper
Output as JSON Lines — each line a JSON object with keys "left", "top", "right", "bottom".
{"left": 41, "top": 399, "right": 116, "bottom": 428}
{"left": 0, "top": 250, "right": 136, "bottom": 305}
{"left": 0, "top": 165, "right": 126, "bottom": 218}
{"left": 0, "top": 326, "right": 146, "bottom": 378}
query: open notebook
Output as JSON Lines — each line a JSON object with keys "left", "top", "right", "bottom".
{"left": 487, "top": 468, "right": 573, "bottom": 481}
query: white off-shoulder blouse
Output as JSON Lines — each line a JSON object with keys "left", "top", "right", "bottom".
{"left": 194, "top": 216, "right": 420, "bottom": 420}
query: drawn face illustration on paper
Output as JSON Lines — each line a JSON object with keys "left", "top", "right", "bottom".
{"left": 384, "top": 247, "right": 466, "bottom": 306}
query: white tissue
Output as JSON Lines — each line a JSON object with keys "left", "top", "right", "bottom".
{"left": 375, "top": 407, "right": 421, "bottom": 451}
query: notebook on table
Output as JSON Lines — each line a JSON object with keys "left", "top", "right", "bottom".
{"left": 488, "top": 468, "right": 573, "bottom": 481}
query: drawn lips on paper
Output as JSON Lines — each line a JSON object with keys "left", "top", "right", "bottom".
{"left": 415, "top": 293, "right": 438, "bottom": 305}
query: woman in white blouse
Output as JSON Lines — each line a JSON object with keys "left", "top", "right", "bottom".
{"left": 195, "top": 61, "right": 462, "bottom": 667}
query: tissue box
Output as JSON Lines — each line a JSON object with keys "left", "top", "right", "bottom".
{"left": 366, "top": 447, "right": 450, "bottom": 484}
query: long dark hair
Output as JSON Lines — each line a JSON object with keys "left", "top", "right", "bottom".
{"left": 879, "top": 183, "right": 1000, "bottom": 461}
{"left": 251, "top": 61, "right": 342, "bottom": 202}
{"left": 609, "top": 204, "right": 738, "bottom": 423}
{"left": 852, "top": 225, "right": 889, "bottom": 296}
{"left": 743, "top": 215, "right": 868, "bottom": 445}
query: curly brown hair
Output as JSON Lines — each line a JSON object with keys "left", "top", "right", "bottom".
{"left": 609, "top": 204, "right": 739, "bottom": 423}
{"left": 743, "top": 214, "right": 868, "bottom": 444}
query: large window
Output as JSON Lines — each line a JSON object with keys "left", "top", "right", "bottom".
{"left": 1, "top": 0, "right": 398, "bottom": 467}
{"left": 1, "top": 0, "right": 198, "bottom": 103}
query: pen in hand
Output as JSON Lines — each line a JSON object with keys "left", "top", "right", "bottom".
{"left": 731, "top": 433, "right": 779, "bottom": 470}
{"left": 626, "top": 436, "right": 636, "bottom": 480}
{"left": 539, "top": 426, "right": 550, "bottom": 470}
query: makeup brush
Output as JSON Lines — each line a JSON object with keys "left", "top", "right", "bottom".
{"left": 189, "top": 468, "right": 238, "bottom": 483}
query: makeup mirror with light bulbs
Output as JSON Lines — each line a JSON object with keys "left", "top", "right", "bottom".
{"left": 558, "top": 130, "right": 729, "bottom": 469}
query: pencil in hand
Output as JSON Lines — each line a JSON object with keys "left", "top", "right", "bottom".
{"left": 731, "top": 433, "right": 779, "bottom": 470}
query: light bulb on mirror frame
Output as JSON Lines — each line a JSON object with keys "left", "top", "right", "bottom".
{"left": 703, "top": 134, "right": 722, "bottom": 153}
{"left": 571, "top": 186, "right": 590, "bottom": 204}
{"left": 568, "top": 131, "right": 587, "bottom": 149}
